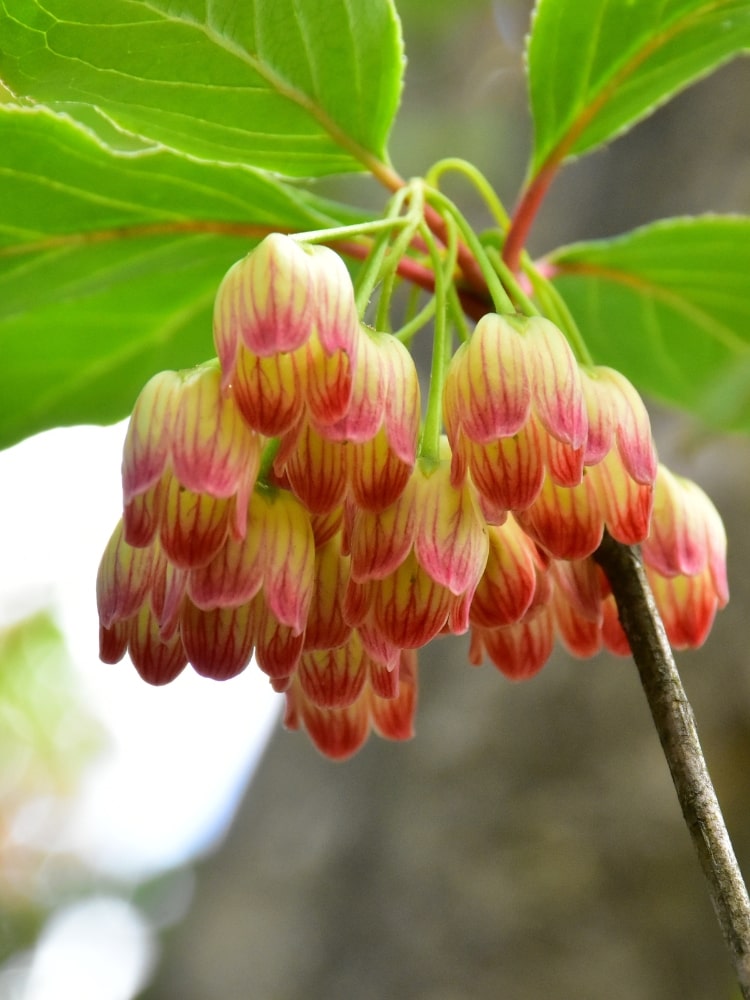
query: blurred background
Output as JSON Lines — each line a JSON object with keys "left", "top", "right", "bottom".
{"left": 2, "top": 2, "right": 750, "bottom": 998}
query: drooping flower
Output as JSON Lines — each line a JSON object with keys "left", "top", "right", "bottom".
{"left": 468, "top": 515, "right": 547, "bottom": 631}
{"left": 283, "top": 647, "right": 418, "bottom": 760}
{"left": 97, "top": 525, "right": 188, "bottom": 685}
{"left": 642, "top": 465, "right": 729, "bottom": 648}
{"left": 329, "top": 330, "right": 422, "bottom": 511}
{"left": 186, "top": 486, "right": 316, "bottom": 682}
{"left": 213, "top": 233, "right": 360, "bottom": 437}
{"left": 514, "top": 447, "right": 654, "bottom": 560}
{"left": 98, "top": 484, "right": 317, "bottom": 687}
{"left": 121, "top": 363, "right": 262, "bottom": 566}
{"left": 343, "top": 454, "right": 489, "bottom": 664}
{"left": 97, "top": 232, "right": 730, "bottom": 761}
{"left": 444, "top": 313, "right": 588, "bottom": 515}
{"left": 444, "top": 315, "right": 659, "bottom": 555}
{"left": 273, "top": 328, "right": 421, "bottom": 513}
{"left": 513, "top": 363, "right": 658, "bottom": 560}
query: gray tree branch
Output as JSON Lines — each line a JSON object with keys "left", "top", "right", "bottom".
{"left": 594, "top": 531, "right": 750, "bottom": 998}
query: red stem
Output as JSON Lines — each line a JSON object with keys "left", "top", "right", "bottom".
{"left": 502, "top": 158, "right": 560, "bottom": 274}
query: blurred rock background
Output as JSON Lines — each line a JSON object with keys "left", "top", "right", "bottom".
{"left": 142, "top": 2, "right": 750, "bottom": 997}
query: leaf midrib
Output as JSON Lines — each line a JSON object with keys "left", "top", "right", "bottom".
{"left": 535, "top": 0, "right": 742, "bottom": 175}
{"left": 554, "top": 258, "right": 750, "bottom": 356}
{"left": 139, "top": 0, "right": 385, "bottom": 174}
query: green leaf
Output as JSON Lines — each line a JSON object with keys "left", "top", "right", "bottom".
{"left": 0, "top": 105, "right": 360, "bottom": 450}
{"left": 549, "top": 216, "right": 750, "bottom": 432}
{"left": 528, "top": 0, "right": 750, "bottom": 176}
{"left": 0, "top": 0, "right": 404, "bottom": 178}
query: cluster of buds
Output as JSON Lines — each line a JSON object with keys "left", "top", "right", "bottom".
{"left": 97, "top": 234, "right": 728, "bottom": 759}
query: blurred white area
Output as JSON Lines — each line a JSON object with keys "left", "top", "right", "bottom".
{"left": 4, "top": 897, "right": 156, "bottom": 1000}
{"left": 0, "top": 423, "right": 281, "bottom": 995}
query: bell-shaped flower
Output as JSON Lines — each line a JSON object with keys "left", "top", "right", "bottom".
{"left": 302, "top": 531, "right": 352, "bottom": 652}
{"left": 513, "top": 364, "right": 657, "bottom": 560}
{"left": 214, "top": 234, "right": 360, "bottom": 436}
{"left": 179, "top": 599, "right": 257, "bottom": 681}
{"left": 515, "top": 443, "right": 654, "bottom": 561}
{"left": 189, "top": 487, "right": 315, "bottom": 630}
{"left": 282, "top": 647, "right": 418, "bottom": 760}
{"left": 335, "top": 330, "right": 422, "bottom": 512}
{"left": 121, "top": 363, "right": 262, "bottom": 566}
{"left": 274, "top": 329, "right": 421, "bottom": 514}
{"left": 469, "top": 610, "right": 555, "bottom": 681}
{"left": 97, "top": 523, "right": 189, "bottom": 685}
{"left": 296, "top": 630, "right": 377, "bottom": 709}
{"left": 444, "top": 314, "right": 588, "bottom": 514}
{"left": 529, "top": 462, "right": 729, "bottom": 663}
{"left": 642, "top": 465, "right": 728, "bottom": 648}
{"left": 548, "top": 558, "right": 606, "bottom": 659}
{"left": 272, "top": 419, "right": 349, "bottom": 514}
{"left": 343, "top": 456, "right": 489, "bottom": 653}
{"left": 579, "top": 366, "right": 657, "bottom": 484}
{"left": 469, "top": 515, "right": 546, "bottom": 629}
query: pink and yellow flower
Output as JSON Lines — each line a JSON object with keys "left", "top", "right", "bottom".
{"left": 642, "top": 465, "right": 729, "bottom": 648}
{"left": 97, "top": 237, "right": 730, "bottom": 760}
{"left": 273, "top": 329, "right": 421, "bottom": 513}
{"left": 283, "top": 647, "right": 418, "bottom": 760}
{"left": 121, "top": 363, "right": 262, "bottom": 566}
{"left": 343, "top": 456, "right": 489, "bottom": 663}
{"left": 213, "top": 234, "right": 360, "bottom": 436}
{"left": 98, "top": 485, "right": 317, "bottom": 686}
{"left": 444, "top": 313, "right": 588, "bottom": 514}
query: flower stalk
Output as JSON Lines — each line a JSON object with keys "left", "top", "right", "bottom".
{"left": 417, "top": 218, "right": 455, "bottom": 464}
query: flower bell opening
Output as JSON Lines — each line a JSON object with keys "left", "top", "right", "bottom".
{"left": 96, "top": 233, "right": 728, "bottom": 761}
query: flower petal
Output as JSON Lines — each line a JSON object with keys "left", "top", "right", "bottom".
{"left": 348, "top": 480, "right": 416, "bottom": 582}
{"left": 128, "top": 606, "right": 187, "bottom": 686}
{"left": 188, "top": 493, "right": 266, "bottom": 610}
{"left": 454, "top": 315, "right": 530, "bottom": 442}
{"left": 297, "top": 634, "right": 370, "bottom": 709}
{"left": 96, "top": 520, "right": 154, "bottom": 628}
{"left": 322, "top": 328, "right": 387, "bottom": 442}
{"left": 232, "top": 346, "right": 304, "bottom": 437}
{"left": 372, "top": 551, "right": 453, "bottom": 648}
{"left": 523, "top": 316, "right": 587, "bottom": 448}
{"left": 370, "top": 648, "right": 418, "bottom": 741}
{"left": 253, "top": 598, "right": 305, "bottom": 679}
{"left": 347, "top": 426, "right": 413, "bottom": 512}
{"left": 466, "top": 421, "right": 544, "bottom": 513}
{"left": 180, "top": 600, "right": 255, "bottom": 680}
{"left": 414, "top": 463, "right": 488, "bottom": 596}
{"left": 214, "top": 235, "right": 315, "bottom": 357}
{"left": 260, "top": 490, "right": 316, "bottom": 633}
{"left": 303, "top": 533, "right": 352, "bottom": 651}
{"left": 159, "top": 478, "right": 230, "bottom": 569}
{"left": 515, "top": 475, "right": 603, "bottom": 560}
{"left": 470, "top": 518, "right": 539, "bottom": 628}
{"left": 277, "top": 419, "right": 348, "bottom": 514}
{"left": 122, "top": 370, "right": 181, "bottom": 503}
{"left": 474, "top": 610, "right": 555, "bottom": 680}
{"left": 382, "top": 334, "right": 421, "bottom": 464}
{"left": 648, "top": 569, "right": 721, "bottom": 649}
{"left": 171, "top": 365, "right": 261, "bottom": 499}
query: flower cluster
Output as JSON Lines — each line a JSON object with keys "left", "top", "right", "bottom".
{"left": 97, "top": 234, "right": 728, "bottom": 759}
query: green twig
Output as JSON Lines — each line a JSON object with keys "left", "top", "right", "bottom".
{"left": 426, "top": 189, "right": 514, "bottom": 314}
{"left": 426, "top": 157, "right": 511, "bottom": 231}
{"left": 417, "top": 218, "right": 456, "bottom": 463}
